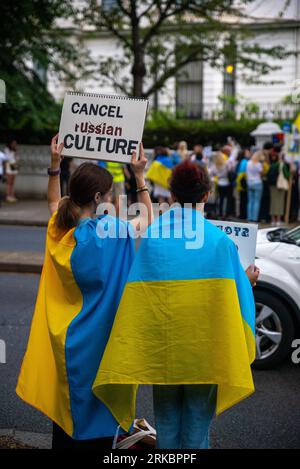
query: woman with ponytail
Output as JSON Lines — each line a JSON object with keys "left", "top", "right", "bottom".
{"left": 16, "top": 134, "right": 153, "bottom": 449}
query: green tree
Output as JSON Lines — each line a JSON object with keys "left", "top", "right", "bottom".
{"left": 80, "top": 0, "right": 290, "bottom": 98}
{"left": 0, "top": 0, "right": 90, "bottom": 135}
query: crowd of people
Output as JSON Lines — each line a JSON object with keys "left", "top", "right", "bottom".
{"left": 144, "top": 140, "right": 300, "bottom": 225}
{"left": 86, "top": 139, "right": 299, "bottom": 226}
{"left": 0, "top": 138, "right": 19, "bottom": 205}
{"left": 1, "top": 138, "right": 299, "bottom": 227}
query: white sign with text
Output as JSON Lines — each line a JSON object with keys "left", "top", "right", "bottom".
{"left": 210, "top": 220, "right": 258, "bottom": 269}
{"left": 58, "top": 92, "right": 148, "bottom": 163}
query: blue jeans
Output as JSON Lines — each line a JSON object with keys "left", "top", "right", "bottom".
{"left": 247, "top": 182, "right": 263, "bottom": 221}
{"left": 153, "top": 384, "right": 217, "bottom": 449}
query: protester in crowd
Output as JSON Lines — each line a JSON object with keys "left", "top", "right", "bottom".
{"left": 290, "top": 158, "right": 300, "bottom": 222}
{"left": 259, "top": 141, "right": 273, "bottom": 223}
{"left": 209, "top": 151, "right": 232, "bottom": 218}
{"left": 60, "top": 157, "right": 72, "bottom": 196}
{"left": 221, "top": 145, "right": 232, "bottom": 160}
{"left": 177, "top": 140, "right": 189, "bottom": 161}
{"left": 93, "top": 161, "right": 259, "bottom": 450}
{"left": 169, "top": 142, "right": 182, "bottom": 167}
{"left": 0, "top": 150, "right": 8, "bottom": 207}
{"left": 190, "top": 144, "right": 206, "bottom": 168}
{"left": 235, "top": 148, "right": 251, "bottom": 220}
{"left": 147, "top": 146, "right": 173, "bottom": 204}
{"left": 267, "top": 145, "right": 290, "bottom": 226}
{"left": 220, "top": 145, "right": 236, "bottom": 215}
{"left": 4, "top": 138, "right": 19, "bottom": 203}
{"left": 246, "top": 151, "right": 263, "bottom": 222}
{"left": 227, "top": 136, "right": 240, "bottom": 161}
{"left": 16, "top": 135, "right": 153, "bottom": 449}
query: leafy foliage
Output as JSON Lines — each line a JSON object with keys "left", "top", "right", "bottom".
{"left": 79, "top": 0, "right": 290, "bottom": 97}
{"left": 0, "top": 0, "right": 91, "bottom": 137}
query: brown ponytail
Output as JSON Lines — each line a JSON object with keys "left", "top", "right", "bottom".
{"left": 56, "top": 196, "right": 81, "bottom": 231}
{"left": 56, "top": 163, "right": 113, "bottom": 231}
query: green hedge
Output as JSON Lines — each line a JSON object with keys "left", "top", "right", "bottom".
{"left": 143, "top": 119, "right": 261, "bottom": 148}
{"left": 1, "top": 109, "right": 286, "bottom": 148}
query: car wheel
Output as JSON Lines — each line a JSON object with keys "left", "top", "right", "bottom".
{"left": 252, "top": 290, "right": 295, "bottom": 370}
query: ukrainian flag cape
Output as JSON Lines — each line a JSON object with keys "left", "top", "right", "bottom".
{"left": 93, "top": 207, "right": 256, "bottom": 431}
{"left": 146, "top": 155, "right": 173, "bottom": 189}
{"left": 16, "top": 213, "right": 134, "bottom": 439}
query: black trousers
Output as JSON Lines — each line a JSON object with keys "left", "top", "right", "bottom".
{"left": 239, "top": 191, "right": 248, "bottom": 220}
{"left": 52, "top": 422, "right": 114, "bottom": 449}
{"left": 259, "top": 181, "right": 270, "bottom": 222}
{"left": 217, "top": 186, "right": 231, "bottom": 218}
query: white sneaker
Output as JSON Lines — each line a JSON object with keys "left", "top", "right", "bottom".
{"left": 6, "top": 196, "right": 17, "bottom": 203}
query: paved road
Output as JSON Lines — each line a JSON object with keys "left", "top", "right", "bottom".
{"left": 0, "top": 273, "right": 300, "bottom": 448}
{"left": 0, "top": 226, "right": 46, "bottom": 253}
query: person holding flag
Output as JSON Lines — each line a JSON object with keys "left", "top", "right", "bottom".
{"left": 16, "top": 135, "right": 153, "bottom": 448}
{"left": 93, "top": 160, "right": 258, "bottom": 449}
{"left": 146, "top": 146, "right": 175, "bottom": 204}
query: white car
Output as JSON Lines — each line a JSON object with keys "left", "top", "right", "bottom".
{"left": 253, "top": 225, "right": 300, "bottom": 369}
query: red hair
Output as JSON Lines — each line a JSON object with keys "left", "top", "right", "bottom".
{"left": 169, "top": 161, "right": 211, "bottom": 206}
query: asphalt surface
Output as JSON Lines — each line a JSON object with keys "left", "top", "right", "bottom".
{"left": 0, "top": 226, "right": 46, "bottom": 253}
{"left": 0, "top": 272, "right": 300, "bottom": 449}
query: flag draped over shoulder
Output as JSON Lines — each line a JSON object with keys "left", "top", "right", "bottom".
{"left": 93, "top": 208, "right": 256, "bottom": 432}
{"left": 146, "top": 155, "right": 173, "bottom": 189}
{"left": 16, "top": 213, "right": 134, "bottom": 440}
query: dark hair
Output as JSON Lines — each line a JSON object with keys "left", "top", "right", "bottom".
{"left": 273, "top": 143, "right": 282, "bottom": 154}
{"left": 170, "top": 161, "right": 211, "bottom": 206}
{"left": 263, "top": 141, "right": 273, "bottom": 150}
{"left": 154, "top": 146, "right": 168, "bottom": 158}
{"left": 237, "top": 148, "right": 249, "bottom": 161}
{"left": 56, "top": 163, "right": 113, "bottom": 231}
{"left": 7, "top": 138, "right": 17, "bottom": 150}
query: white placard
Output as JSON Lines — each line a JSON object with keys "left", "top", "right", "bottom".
{"left": 209, "top": 220, "right": 258, "bottom": 269}
{"left": 58, "top": 92, "right": 148, "bottom": 163}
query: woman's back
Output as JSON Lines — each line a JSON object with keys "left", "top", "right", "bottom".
{"left": 246, "top": 160, "right": 262, "bottom": 185}
{"left": 93, "top": 207, "right": 256, "bottom": 431}
{"left": 17, "top": 212, "right": 134, "bottom": 439}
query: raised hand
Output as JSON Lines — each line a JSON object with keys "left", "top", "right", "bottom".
{"left": 50, "top": 134, "right": 64, "bottom": 169}
{"left": 131, "top": 143, "right": 147, "bottom": 177}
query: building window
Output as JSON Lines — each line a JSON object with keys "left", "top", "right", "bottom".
{"left": 176, "top": 61, "right": 203, "bottom": 118}
{"left": 33, "top": 62, "right": 47, "bottom": 85}
{"left": 102, "top": 0, "right": 118, "bottom": 13}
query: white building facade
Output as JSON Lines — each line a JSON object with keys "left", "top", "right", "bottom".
{"left": 48, "top": 0, "right": 300, "bottom": 120}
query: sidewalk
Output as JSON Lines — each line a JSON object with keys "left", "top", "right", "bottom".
{"left": 0, "top": 200, "right": 298, "bottom": 274}
{"left": 0, "top": 428, "right": 51, "bottom": 449}
{"left": 0, "top": 200, "right": 47, "bottom": 273}
{"left": 0, "top": 200, "right": 48, "bottom": 227}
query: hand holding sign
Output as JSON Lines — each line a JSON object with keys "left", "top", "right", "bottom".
{"left": 210, "top": 219, "right": 258, "bottom": 269}
{"left": 50, "top": 134, "right": 64, "bottom": 169}
{"left": 246, "top": 264, "right": 260, "bottom": 287}
{"left": 131, "top": 143, "right": 147, "bottom": 177}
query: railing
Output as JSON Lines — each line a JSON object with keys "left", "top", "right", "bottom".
{"left": 175, "top": 103, "right": 300, "bottom": 120}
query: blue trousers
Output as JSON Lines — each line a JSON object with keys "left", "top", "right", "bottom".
{"left": 247, "top": 182, "right": 263, "bottom": 221}
{"left": 153, "top": 384, "right": 217, "bottom": 449}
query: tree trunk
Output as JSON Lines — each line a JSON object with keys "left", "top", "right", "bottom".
{"left": 132, "top": 53, "right": 146, "bottom": 96}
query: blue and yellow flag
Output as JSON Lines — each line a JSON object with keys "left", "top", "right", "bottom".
{"left": 16, "top": 213, "right": 134, "bottom": 439}
{"left": 93, "top": 207, "right": 256, "bottom": 431}
{"left": 146, "top": 155, "right": 173, "bottom": 189}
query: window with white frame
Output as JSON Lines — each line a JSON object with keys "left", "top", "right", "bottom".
{"left": 176, "top": 61, "right": 203, "bottom": 118}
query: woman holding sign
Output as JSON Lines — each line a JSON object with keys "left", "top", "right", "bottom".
{"left": 93, "top": 161, "right": 259, "bottom": 450}
{"left": 16, "top": 135, "right": 153, "bottom": 449}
